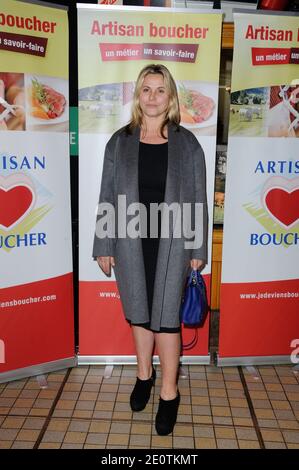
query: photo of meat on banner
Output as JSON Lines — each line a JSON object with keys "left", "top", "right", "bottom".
{"left": 177, "top": 81, "right": 218, "bottom": 136}
{"left": 24, "top": 74, "right": 69, "bottom": 132}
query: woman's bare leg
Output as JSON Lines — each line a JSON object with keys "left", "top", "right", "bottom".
{"left": 132, "top": 325, "right": 155, "bottom": 379}
{"left": 155, "top": 332, "right": 181, "bottom": 400}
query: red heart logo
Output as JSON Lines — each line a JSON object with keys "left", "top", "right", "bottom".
{"left": 0, "top": 185, "right": 34, "bottom": 229}
{"left": 265, "top": 188, "right": 299, "bottom": 227}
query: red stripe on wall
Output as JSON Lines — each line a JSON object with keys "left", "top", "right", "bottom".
{"left": 0, "top": 273, "right": 74, "bottom": 373}
{"left": 219, "top": 278, "right": 299, "bottom": 358}
{"left": 79, "top": 274, "right": 211, "bottom": 357}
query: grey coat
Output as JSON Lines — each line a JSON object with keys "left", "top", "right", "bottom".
{"left": 93, "top": 123, "right": 208, "bottom": 330}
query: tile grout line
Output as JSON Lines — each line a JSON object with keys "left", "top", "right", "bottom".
{"left": 238, "top": 366, "right": 265, "bottom": 450}
{"left": 150, "top": 365, "right": 155, "bottom": 449}
{"left": 188, "top": 365, "right": 196, "bottom": 450}
{"left": 151, "top": 368, "right": 159, "bottom": 448}
{"left": 126, "top": 367, "right": 134, "bottom": 449}
{"left": 105, "top": 365, "right": 133, "bottom": 449}
{"left": 205, "top": 365, "right": 218, "bottom": 448}
{"left": 33, "top": 368, "right": 72, "bottom": 449}
{"left": 109, "top": 365, "right": 127, "bottom": 449}
{"left": 267, "top": 366, "right": 291, "bottom": 448}
{"left": 64, "top": 365, "right": 92, "bottom": 449}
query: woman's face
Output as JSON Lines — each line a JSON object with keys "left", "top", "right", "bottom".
{"left": 139, "top": 73, "right": 170, "bottom": 121}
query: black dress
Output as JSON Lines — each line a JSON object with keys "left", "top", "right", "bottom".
{"left": 131, "top": 141, "right": 180, "bottom": 333}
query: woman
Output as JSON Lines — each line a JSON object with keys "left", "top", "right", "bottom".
{"left": 93, "top": 64, "right": 208, "bottom": 435}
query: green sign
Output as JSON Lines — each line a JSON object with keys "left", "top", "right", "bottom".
{"left": 70, "top": 106, "right": 78, "bottom": 155}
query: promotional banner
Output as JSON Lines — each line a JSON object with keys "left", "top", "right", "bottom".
{"left": 0, "top": 0, "right": 75, "bottom": 381}
{"left": 219, "top": 11, "right": 299, "bottom": 365}
{"left": 98, "top": 1, "right": 123, "bottom": 4}
{"left": 78, "top": 4, "right": 222, "bottom": 363}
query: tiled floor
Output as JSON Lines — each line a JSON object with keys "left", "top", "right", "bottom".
{"left": 0, "top": 364, "right": 298, "bottom": 449}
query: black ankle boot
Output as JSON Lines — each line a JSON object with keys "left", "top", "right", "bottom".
{"left": 130, "top": 367, "right": 156, "bottom": 412}
{"left": 155, "top": 391, "right": 180, "bottom": 435}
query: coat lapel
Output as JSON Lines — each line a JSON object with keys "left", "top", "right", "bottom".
{"left": 121, "top": 125, "right": 140, "bottom": 206}
{"left": 119, "top": 126, "right": 149, "bottom": 321}
{"left": 164, "top": 123, "right": 181, "bottom": 208}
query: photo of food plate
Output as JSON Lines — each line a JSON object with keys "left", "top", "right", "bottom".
{"left": 0, "top": 72, "right": 25, "bottom": 131}
{"left": 25, "top": 75, "right": 68, "bottom": 130}
{"left": 177, "top": 81, "right": 218, "bottom": 129}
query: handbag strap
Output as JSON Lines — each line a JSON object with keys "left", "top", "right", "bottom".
{"left": 190, "top": 269, "right": 204, "bottom": 286}
{"left": 182, "top": 329, "right": 198, "bottom": 351}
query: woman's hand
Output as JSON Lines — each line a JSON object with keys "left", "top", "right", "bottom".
{"left": 190, "top": 259, "right": 205, "bottom": 271}
{"left": 96, "top": 256, "right": 115, "bottom": 276}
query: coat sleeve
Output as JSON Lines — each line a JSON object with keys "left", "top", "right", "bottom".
{"left": 191, "top": 141, "right": 208, "bottom": 263}
{"left": 92, "top": 143, "right": 116, "bottom": 258}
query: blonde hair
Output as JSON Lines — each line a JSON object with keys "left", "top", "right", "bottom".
{"left": 126, "top": 64, "right": 180, "bottom": 138}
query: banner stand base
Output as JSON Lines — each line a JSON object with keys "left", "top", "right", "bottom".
{"left": 77, "top": 355, "right": 210, "bottom": 366}
{"left": 104, "top": 365, "right": 114, "bottom": 378}
{"left": 217, "top": 354, "right": 292, "bottom": 367}
{"left": 0, "top": 357, "right": 77, "bottom": 384}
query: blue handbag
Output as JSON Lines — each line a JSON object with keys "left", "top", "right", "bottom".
{"left": 180, "top": 269, "right": 208, "bottom": 328}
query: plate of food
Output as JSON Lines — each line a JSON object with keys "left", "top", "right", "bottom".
{"left": 177, "top": 81, "right": 217, "bottom": 129}
{"left": 25, "top": 75, "right": 68, "bottom": 125}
